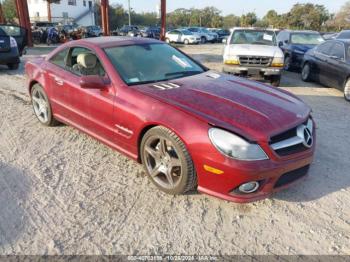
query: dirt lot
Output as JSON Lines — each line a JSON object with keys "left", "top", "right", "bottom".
{"left": 0, "top": 43, "right": 349, "bottom": 255}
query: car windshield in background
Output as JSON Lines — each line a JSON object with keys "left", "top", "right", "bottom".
{"left": 291, "top": 33, "right": 324, "bottom": 45}
{"left": 0, "top": 25, "right": 21, "bottom": 36}
{"left": 181, "top": 30, "right": 193, "bottom": 35}
{"left": 338, "top": 31, "right": 350, "bottom": 39}
{"left": 105, "top": 43, "right": 206, "bottom": 85}
{"left": 230, "top": 30, "right": 276, "bottom": 45}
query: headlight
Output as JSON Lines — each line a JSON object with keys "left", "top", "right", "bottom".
{"left": 224, "top": 55, "right": 240, "bottom": 65}
{"left": 294, "top": 50, "right": 305, "bottom": 55}
{"left": 209, "top": 128, "right": 268, "bottom": 161}
{"left": 271, "top": 57, "right": 284, "bottom": 67}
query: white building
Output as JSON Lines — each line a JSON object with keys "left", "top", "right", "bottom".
{"left": 28, "top": 0, "right": 96, "bottom": 26}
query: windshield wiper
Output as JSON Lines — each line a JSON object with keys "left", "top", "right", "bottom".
{"left": 165, "top": 70, "right": 202, "bottom": 77}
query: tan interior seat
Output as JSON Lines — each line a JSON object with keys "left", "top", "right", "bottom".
{"left": 72, "top": 53, "right": 104, "bottom": 76}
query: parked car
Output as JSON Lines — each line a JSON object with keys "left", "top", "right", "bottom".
{"left": 301, "top": 39, "right": 350, "bottom": 101}
{"left": 223, "top": 28, "right": 284, "bottom": 86}
{"left": 0, "top": 25, "right": 22, "bottom": 70}
{"left": 336, "top": 30, "right": 350, "bottom": 39}
{"left": 165, "top": 29, "right": 200, "bottom": 44}
{"left": 31, "top": 21, "right": 58, "bottom": 31}
{"left": 116, "top": 25, "right": 140, "bottom": 36}
{"left": 185, "top": 27, "right": 216, "bottom": 43}
{"left": 277, "top": 30, "right": 324, "bottom": 71}
{"left": 83, "top": 25, "right": 103, "bottom": 37}
{"left": 140, "top": 26, "right": 160, "bottom": 39}
{"left": 0, "top": 24, "right": 27, "bottom": 56}
{"left": 25, "top": 37, "right": 316, "bottom": 203}
{"left": 322, "top": 32, "right": 337, "bottom": 40}
{"left": 209, "top": 28, "right": 230, "bottom": 43}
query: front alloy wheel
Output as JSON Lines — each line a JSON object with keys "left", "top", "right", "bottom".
{"left": 302, "top": 63, "right": 311, "bottom": 82}
{"left": 344, "top": 79, "right": 350, "bottom": 102}
{"left": 31, "top": 84, "right": 59, "bottom": 126}
{"left": 141, "top": 126, "right": 197, "bottom": 195}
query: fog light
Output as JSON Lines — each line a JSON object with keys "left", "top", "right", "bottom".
{"left": 238, "top": 181, "right": 259, "bottom": 194}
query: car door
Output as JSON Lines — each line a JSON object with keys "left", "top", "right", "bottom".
{"left": 313, "top": 41, "right": 334, "bottom": 85}
{"left": 326, "top": 42, "right": 347, "bottom": 89}
{"left": 45, "top": 47, "right": 71, "bottom": 118}
{"left": 63, "top": 46, "right": 116, "bottom": 142}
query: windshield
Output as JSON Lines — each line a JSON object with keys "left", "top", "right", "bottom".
{"left": 105, "top": 43, "right": 206, "bottom": 85}
{"left": 338, "top": 31, "right": 350, "bottom": 39}
{"left": 230, "top": 30, "right": 276, "bottom": 45}
{"left": 290, "top": 33, "right": 324, "bottom": 45}
{"left": 0, "top": 25, "right": 21, "bottom": 37}
{"left": 181, "top": 30, "right": 193, "bottom": 35}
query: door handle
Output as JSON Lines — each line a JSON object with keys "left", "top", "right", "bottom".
{"left": 54, "top": 77, "right": 64, "bottom": 86}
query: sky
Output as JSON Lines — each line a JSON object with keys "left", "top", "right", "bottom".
{"left": 110, "top": 0, "right": 347, "bottom": 17}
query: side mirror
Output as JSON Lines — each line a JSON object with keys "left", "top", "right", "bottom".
{"left": 80, "top": 75, "right": 109, "bottom": 89}
{"left": 278, "top": 41, "right": 283, "bottom": 47}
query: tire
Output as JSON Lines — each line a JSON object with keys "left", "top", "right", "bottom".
{"left": 184, "top": 39, "right": 189, "bottom": 45}
{"left": 301, "top": 63, "right": 312, "bottom": 82}
{"left": 284, "top": 56, "right": 292, "bottom": 71}
{"left": 141, "top": 126, "right": 197, "bottom": 195}
{"left": 165, "top": 38, "right": 170, "bottom": 44}
{"left": 31, "top": 84, "right": 59, "bottom": 126}
{"left": 200, "top": 36, "right": 206, "bottom": 44}
{"left": 344, "top": 78, "right": 350, "bottom": 102}
{"left": 7, "top": 63, "right": 19, "bottom": 70}
{"left": 271, "top": 76, "right": 281, "bottom": 87}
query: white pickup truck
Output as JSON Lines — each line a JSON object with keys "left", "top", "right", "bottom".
{"left": 223, "top": 28, "right": 284, "bottom": 87}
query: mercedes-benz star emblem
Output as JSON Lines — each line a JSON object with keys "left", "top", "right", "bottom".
{"left": 302, "top": 126, "right": 313, "bottom": 148}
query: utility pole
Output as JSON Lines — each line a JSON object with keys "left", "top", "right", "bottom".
{"left": 128, "top": 0, "right": 131, "bottom": 26}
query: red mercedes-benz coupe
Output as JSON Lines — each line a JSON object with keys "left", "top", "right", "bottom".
{"left": 25, "top": 37, "right": 316, "bottom": 203}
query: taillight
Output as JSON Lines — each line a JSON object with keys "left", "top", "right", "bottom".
{"left": 10, "top": 37, "right": 17, "bottom": 48}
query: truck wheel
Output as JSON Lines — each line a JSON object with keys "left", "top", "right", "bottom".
{"left": 200, "top": 36, "right": 206, "bottom": 44}
{"left": 284, "top": 56, "right": 292, "bottom": 71}
{"left": 184, "top": 39, "right": 189, "bottom": 45}
{"left": 301, "top": 63, "right": 312, "bottom": 82}
{"left": 344, "top": 78, "right": 350, "bottom": 102}
{"left": 271, "top": 76, "right": 281, "bottom": 87}
{"left": 7, "top": 63, "right": 19, "bottom": 70}
{"left": 165, "top": 38, "right": 170, "bottom": 43}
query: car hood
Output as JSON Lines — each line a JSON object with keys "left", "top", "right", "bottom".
{"left": 137, "top": 72, "right": 311, "bottom": 142}
{"left": 227, "top": 44, "right": 283, "bottom": 57}
{"left": 290, "top": 44, "right": 317, "bottom": 53}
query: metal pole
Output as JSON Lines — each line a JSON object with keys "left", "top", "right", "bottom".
{"left": 21, "top": 0, "right": 33, "bottom": 46}
{"left": 160, "top": 0, "right": 166, "bottom": 41}
{"left": 101, "top": 0, "right": 108, "bottom": 36}
{"left": 128, "top": 0, "right": 131, "bottom": 26}
{"left": 47, "top": 1, "right": 52, "bottom": 22}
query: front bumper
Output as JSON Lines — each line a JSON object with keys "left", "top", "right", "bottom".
{"left": 0, "top": 47, "right": 20, "bottom": 65}
{"left": 194, "top": 125, "right": 316, "bottom": 203}
{"left": 223, "top": 65, "right": 282, "bottom": 77}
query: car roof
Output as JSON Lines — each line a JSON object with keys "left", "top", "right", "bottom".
{"left": 281, "top": 30, "right": 320, "bottom": 34}
{"left": 70, "top": 36, "right": 162, "bottom": 49}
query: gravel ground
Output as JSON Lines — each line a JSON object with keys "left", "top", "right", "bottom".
{"left": 0, "top": 43, "right": 349, "bottom": 255}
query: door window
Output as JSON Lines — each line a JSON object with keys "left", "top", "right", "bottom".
{"left": 329, "top": 42, "right": 345, "bottom": 60}
{"left": 67, "top": 47, "right": 106, "bottom": 76}
{"left": 49, "top": 48, "right": 69, "bottom": 68}
{"left": 316, "top": 42, "right": 334, "bottom": 55}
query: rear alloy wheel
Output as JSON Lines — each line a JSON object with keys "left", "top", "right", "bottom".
{"left": 165, "top": 38, "right": 170, "bottom": 44}
{"left": 184, "top": 39, "right": 189, "bottom": 45}
{"left": 344, "top": 79, "right": 350, "bottom": 102}
{"left": 301, "top": 63, "right": 311, "bottom": 82}
{"left": 200, "top": 36, "right": 206, "bottom": 44}
{"left": 31, "top": 84, "right": 59, "bottom": 126}
{"left": 141, "top": 126, "right": 197, "bottom": 195}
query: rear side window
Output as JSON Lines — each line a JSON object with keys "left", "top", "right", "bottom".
{"left": 329, "top": 42, "right": 345, "bottom": 60}
{"left": 49, "top": 48, "right": 69, "bottom": 68}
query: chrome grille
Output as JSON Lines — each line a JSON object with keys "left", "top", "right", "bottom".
{"left": 239, "top": 56, "right": 272, "bottom": 67}
{"left": 270, "top": 118, "right": 314, "bottom": 157}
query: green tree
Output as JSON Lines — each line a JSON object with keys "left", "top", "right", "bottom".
{"left": 2, "top": 0, "right": 17, "bottom": 24}
{"left": 223, "top": 14, "right": 240, "bottom": 28}
{"left": 240, "top": 12, "right": 257, "bottom": 27}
